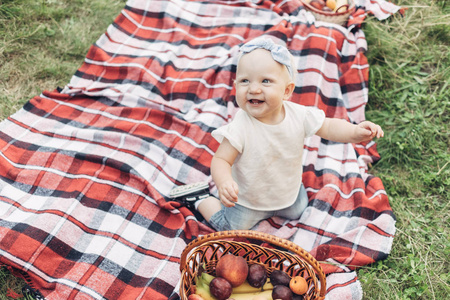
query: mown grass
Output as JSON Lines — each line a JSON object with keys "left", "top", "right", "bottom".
{"left": 0, "top": 0, "right": 127, "bottom": 120}
{"left": 0, "top": 0, "right": 449, "bottom": 299}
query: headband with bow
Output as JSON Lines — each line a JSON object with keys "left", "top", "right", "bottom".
{"left": 239, "top": 37, "right": 294, "bottom": 79}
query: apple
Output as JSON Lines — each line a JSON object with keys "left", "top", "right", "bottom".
{"left": 215, "top": 254, "right": 249, "bottom": 287}
{"left": 309, "top": 0, "right": 325, "bottom": 10}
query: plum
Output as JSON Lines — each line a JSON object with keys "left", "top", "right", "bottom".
{"left": 247, "top": 264, "right": 267, "bottom": 288}
{"left": 210, "top": 277, "right": 232, "bottom": 300}
{"left": 270, "top": 270, "right": 291, "bottom": 287}
{"left": 272, "top": 285, "right": 293, "bottom": 300}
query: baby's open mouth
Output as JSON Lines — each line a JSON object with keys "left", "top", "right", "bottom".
{"left": 249, "top": 99, "right": 264, "bottom": 104}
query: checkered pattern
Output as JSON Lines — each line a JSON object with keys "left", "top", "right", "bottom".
{"left": 0, "top": 0, "right": 401, "bottom": 299}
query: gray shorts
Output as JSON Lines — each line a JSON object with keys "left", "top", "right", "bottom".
{"left": 208, "top": 184, "right": 308, "bottom": 231}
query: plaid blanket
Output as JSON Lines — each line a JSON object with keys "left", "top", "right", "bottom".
{"left": 0, "top": 0, "right": 401, "bottom": 299}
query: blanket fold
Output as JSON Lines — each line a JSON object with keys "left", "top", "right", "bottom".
{"left": 0, "top": 0, "right": 400, "bottom": 299}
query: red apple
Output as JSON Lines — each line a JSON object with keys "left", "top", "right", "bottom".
{"left": 215, "top": 254, "right": 249, "bottom": 287}
{"left": 310, "top": 0, "right": 326, "bottom": 10}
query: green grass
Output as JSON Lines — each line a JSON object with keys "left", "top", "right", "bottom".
{"left": 0, "top": 0, "right": 127, "bottom": 120}
{"left": 0, "top": 0, "right": 449, "bottom": 299}
{"left": 358, "top": 1, "right": 449, "bottom": 299}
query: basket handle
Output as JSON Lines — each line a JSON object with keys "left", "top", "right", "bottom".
{"left": 180, "top": 230, "right": 326, "bottom": 299}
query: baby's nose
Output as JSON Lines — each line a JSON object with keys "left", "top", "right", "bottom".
{"left": 249, "top": 82, "right": 261, "bottom": 93}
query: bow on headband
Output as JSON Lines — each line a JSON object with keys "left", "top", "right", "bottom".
{"left": 239, "top": 38, "right": 294, "bottom": 79}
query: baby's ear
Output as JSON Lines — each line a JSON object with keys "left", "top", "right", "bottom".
{"left": 283, "top": 82, "right": 295, "bottom": 100}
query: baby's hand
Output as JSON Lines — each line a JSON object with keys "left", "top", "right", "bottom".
{"left": 217, "top": 179, "right": 239, "bottom": 207}
{"left": 356, "top": 121, "right": 384, "bottom": 142}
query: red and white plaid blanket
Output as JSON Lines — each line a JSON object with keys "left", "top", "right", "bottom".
{"left": 0, "top": 0, "right": 401, "bottom": 299}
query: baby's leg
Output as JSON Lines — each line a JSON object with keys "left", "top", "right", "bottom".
{"left": 208, "top": 204, "right": 271, "bottom": 231}
{"left": 197, "top": 196, "right": 222, "bottom": 221}
{"left": 276, "top": 184, "right": 308, "bottom": 220}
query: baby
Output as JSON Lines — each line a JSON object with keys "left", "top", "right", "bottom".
{"left": 170, "top": 37, "right": 384, "bottom": 231}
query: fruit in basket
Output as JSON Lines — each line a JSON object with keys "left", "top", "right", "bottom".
{"left": 325, "top": 0, "right": 337, "bottom": 10}
{"left": 194, "top": 272, "right": 216, "bottom": 300}
{"left": 247, "top": 264, "right": 267, "bottom": 288}
{"left": 188, "top": 294, "right": 205, "bottom": 300}
{"left": 194, "top": 283, "right": 213, "bottom": 300}
{"left": 233, "top": 279, "right": 273, "bottom": 293}
{"left": 272, "top": 285, "right": 294, "bottom": 300}
{"left": 229, "top": 290, "right": 273, "bottom": 300}
{"left": 269, "top": 270, "right": 291, "bottom": 287}
{"left": 309, "top": 0, "right": 325, "bottom": 10}
{"left": 216, "top": 254, "right": 249, "bottom": 287}
{"left": 193, "top": 271, "right": 275, "bottom": 300}
{"left": 210, "top": 277, "right": 233, "bottom": 300}
{"left": 289, "top": 276, "right": 308, "bottom": 295}
{"left": 334, "top": 0, "right": 349, "bottom": 12}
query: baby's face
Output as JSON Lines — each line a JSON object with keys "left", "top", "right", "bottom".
{"left": 235, "top": 49, "right": 294, "bottom": 125}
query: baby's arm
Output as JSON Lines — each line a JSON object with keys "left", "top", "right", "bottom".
{"left": 316, "top": 118, "right": 384, "bottom": 144}
{"left": 211, "top": 138, "right": 240, "bottom": 207}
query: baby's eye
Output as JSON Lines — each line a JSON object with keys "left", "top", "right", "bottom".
{"left": 239, "top": 79, "right": 249, "bottom": 84}
{"left": 262, "top": 79, "right": 271, "bottom": 83}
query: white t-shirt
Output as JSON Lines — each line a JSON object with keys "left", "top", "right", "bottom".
{"left": 211, "top": 101, "right": 325, "bottom": 211}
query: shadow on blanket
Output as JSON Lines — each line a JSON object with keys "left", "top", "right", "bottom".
{"left": 0, "top": 0, "right": 400, "bottom": 299}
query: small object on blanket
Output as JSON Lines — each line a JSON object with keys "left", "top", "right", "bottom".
{"left": 302, "top": 0, "right": 355, "bottom": 26}
{"left": 170, "top": 181, "right": 210, "bottom": 198}
{"left": 179, "top": 230, "right": 327, "bottom": 300}
{"left": 169, "top": 181, "right": 210, "bottom": 221}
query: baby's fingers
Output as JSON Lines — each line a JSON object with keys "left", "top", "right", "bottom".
{"left": 225, "top": 183, "right": 239, "bottom": 199}
{"left": 219, "top": 191, "right": 236, "bottom": 207}
{"left": 219, "top": 187, "right": 238, "bottom": 206}
{"left": 369, "top": 124, "right": 384, "bottom": 139}
{"left": 362, "top": 121, "right": 384, "bottom": 139}
{"left": 221, "top": 198, "right": 236, "bottom": 207}
{"left": 375, "top": 125, "right": 384, "bottom": 138}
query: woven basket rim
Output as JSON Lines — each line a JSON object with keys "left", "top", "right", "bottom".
{"left": 301, "top": 0, "right": 355, "bottom": 17}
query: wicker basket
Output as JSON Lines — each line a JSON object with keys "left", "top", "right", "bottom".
{"left": 179, "top": 230, "right": 326, "bottom": 300}
{"left": 301, "top": 0, "right": 356, "bottom": 26}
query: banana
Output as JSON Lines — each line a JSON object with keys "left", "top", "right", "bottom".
{"left": 193, "top": 272, "right": 216, "bottom": 300}
{"left": 229, "top": 289, "right": 272, "bottom": 300}
{"left": 198, "top": 272, "right": 215, "bottom": 285}
{"left": 194, "top": 287, "right": 215, "bottom": 300}
{"left": 232, "top": 280, "right": 274, "bottom": 294}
